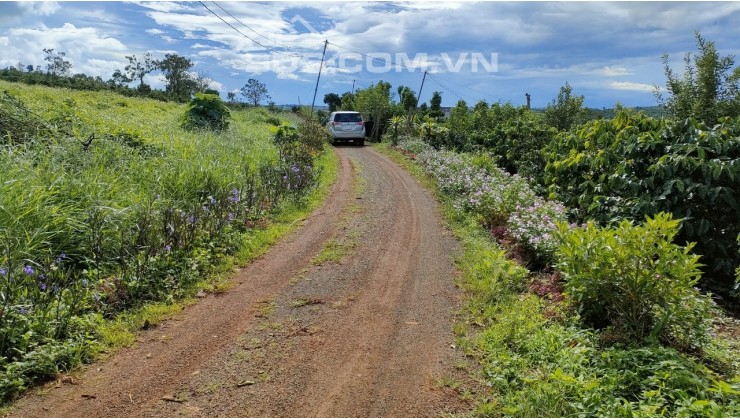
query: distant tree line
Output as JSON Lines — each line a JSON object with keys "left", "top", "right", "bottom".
{"left": 0, "top": 49, "right": 271, "bottom": 106}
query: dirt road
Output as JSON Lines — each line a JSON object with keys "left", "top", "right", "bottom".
{"left": 10, "top": 146, "right": 470, "bottom": 417}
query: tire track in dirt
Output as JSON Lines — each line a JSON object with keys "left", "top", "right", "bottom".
{"left": 9, "top": 146, "right": 471, "bottom": 417}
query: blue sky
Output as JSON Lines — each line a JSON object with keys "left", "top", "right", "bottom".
{"left": 1, "top": 1, "right": 739, "bottom": 108}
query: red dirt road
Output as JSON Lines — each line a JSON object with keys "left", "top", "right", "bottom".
{"left": 10, "top": 146, "right": 470, "bottom": 417}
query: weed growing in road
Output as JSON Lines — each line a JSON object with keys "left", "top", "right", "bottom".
{"left": 311, "top": 238, "right": 357, "bottom": 265}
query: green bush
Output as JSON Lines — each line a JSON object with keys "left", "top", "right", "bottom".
{"left": 555, "top": 212, "right": 713, "bottom": 349}
{"left": 182, "top": 92, "right": 231, "bottom": 131}
{"left": 545, "top": 110, "right": 740, "bottom": 301}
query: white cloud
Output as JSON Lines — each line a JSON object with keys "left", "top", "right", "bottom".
{"left": 607, "top": 81, "right": 658, "bottom": 93}
{"left": 18, "top": 2, "right": 60, "bottom": 16}
{"left": 146, "top": 28, "right": 164, "bottom": 35}
{"left": 601, "top": 66, "right": 632, "bottom": 76}
{"left": 0, "top": 23, "right": 129, "bottom": 79}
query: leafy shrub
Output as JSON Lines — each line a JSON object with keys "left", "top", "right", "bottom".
{"left": 555, "top": 212, "right": 713, "bottom": 349}
{"left": 387, "top": 131, "right": 739, "bottom": 418}
{"left": 545, "top": 110, "right": 740, "bottom": 300}
{"left": 651, "top": 117, "right": 740, "bottom": 295}
{"left": 181, "top": 92, "right": 231, "bottom": 131}
{"left": 272, "top": 120, "right": 328, "bottom": 201}
{"left": 435, "top": 102, "right": 555, "bottom": 184}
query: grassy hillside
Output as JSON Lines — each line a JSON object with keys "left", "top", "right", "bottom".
{"left": 0, "top": 81, "right": 335, "bottom": 402}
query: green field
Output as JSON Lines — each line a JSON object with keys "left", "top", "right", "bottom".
{"left": 0, "top": 81, "right": 335, "bottom": 402}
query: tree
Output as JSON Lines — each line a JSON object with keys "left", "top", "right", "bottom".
{"left": 323, "top": 93, "right": 342, "bottom": 112}
{"left": 43, "top": 48, "right": 72, "bottom": 77}
{"left": 340, "top": 91, "right": 356, "bottom": 111}
{"left": 192, "top": 70, "right": 216, "bottom": 93}
{"left": 157, "top": 53, "right": 196, "bottom": 102}
{"left": 124, "top": 53, "right": 157, "bottom": 90}
{"left": 397, "top": 85, "right": 417, "bottom": 114}
{"left": 240, "top": 78, "right": 270, "bottom": 106}
{"left": 429, "top": 91, "right": 444, "bottom": 119}
{"left": 355, "top": 81, "right": 393, "bottom": 140}
{"left": 418, "top": 102, "right": 429, "bottom": 118}
{"left": 111, "top": 69, "right": 131, "bottom": 86}
{"left": 543, "top": 82, "right": 585, "bottom": 131}
{"left": 227, "top": 91, "right": 236, "bottom": 103}
{"left": 447, "top": 99, "right": 471, "bottom": 134}
{"left": 656, "top": 31, "right": 740, "bottom": 125}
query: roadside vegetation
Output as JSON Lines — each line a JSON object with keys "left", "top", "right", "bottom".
{"left": 373, "top": 31, "right": 740, "bottom": 416}
{"left": 0, "top": 80, "right": 333, "bottom": 403}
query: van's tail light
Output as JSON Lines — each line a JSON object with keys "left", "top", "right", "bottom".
{"left": 333, "top": 121, "right": 341, "bottom": 126}
{"left": 357, "top": 121, "right": 364, "bottom": 126}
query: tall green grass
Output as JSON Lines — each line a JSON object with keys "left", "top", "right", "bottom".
{"left": 0, "top": 81, "right": 333, "bottom": 402}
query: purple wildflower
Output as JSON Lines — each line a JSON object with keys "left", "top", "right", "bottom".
{"left": 0, "top": 268, "right": 6, "bottom": 276}
{"left": 20, "top": 307, "right": 28, "bottom": 315}
{"left": 230, "top": 188, "right": 240, "bottom": 203}
{"left": 292, "top": 164, "right": 300, "bottom": 173}
{"left": 23, "top": 265, "right": 34, "bottom": 276}
{"left": 39, "top": 281, "right": 47, "bottom": 291}
{"left": 228, "top": 212, "right": 235, "bottom": 221}
{"left": 164, "top": 245, "right": 171, "bottom": 252}
{"left": 55, "top": 252, "right": 66, "bottom": 264}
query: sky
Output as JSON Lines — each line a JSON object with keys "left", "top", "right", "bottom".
{"left": 1, "top": 1, "right": 739, "bottom": 108}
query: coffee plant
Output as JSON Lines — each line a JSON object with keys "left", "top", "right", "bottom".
{"left": 545, "top": 110, "right": 740, "bottom": 299}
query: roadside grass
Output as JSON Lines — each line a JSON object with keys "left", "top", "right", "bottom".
{"left": 373, "top": 142, "right": 740, "bottom": 417}
{"left": 94, "top": 173, "right": 349, "bottom": 352}
{"left": 0, "top": 80, "right": 337, "bottom": 404}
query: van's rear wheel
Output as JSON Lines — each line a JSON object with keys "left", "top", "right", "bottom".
{"left": 358, "top": 139, "right": 365, "bottom": 147}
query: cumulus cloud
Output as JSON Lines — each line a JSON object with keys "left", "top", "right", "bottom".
{"left": 0, "top": 23, "right": 129, "bottom": 78}
{"left": 2, "top": 1, "right": 738, "bottom": 106}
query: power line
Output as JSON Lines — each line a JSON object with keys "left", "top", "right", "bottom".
{"left": 326, "top": 41, "right": 425, "bottom": 73}
{"left": 198, "top": 1, "right": 303, "bottom": 58}
{"left": 428, "top": 72, "right": 503, "bottom": 103}
{"left": 210, "top": 1, "right": 305, "bottom": 52}
{"left": 425, "top": 72, "right": 473, "bottom": 103}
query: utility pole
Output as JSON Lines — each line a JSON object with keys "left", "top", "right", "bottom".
{"left": 311, "top": 40, "right": 328, "bottom": 113}
{"left": 416, "top": 71, "right": 427, "bottom": 108}
{"left": 407, "top": 70, "right": 428, "bottom": 130}
{"left": 352, "top": 79, "right": 355, "bottom": 94}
